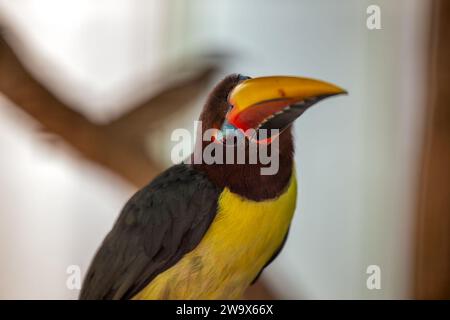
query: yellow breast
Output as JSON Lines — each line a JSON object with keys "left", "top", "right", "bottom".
{"left": 133, "top": 173, "right": 297, "bottom": 300}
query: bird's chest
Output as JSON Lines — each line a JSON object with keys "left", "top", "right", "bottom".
{"left": 134, "top": 174, "right": 297, "bottom": 300}
{"left": 209, "top": 178, "right": 297, "bottom": 275}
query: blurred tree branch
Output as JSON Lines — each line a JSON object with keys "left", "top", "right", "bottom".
{"left": 0, "top": 35, "right": 218, "bottom": 187}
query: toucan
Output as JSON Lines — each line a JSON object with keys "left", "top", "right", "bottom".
{"left": 79, "top": 74, "right": 346, "bottom": 299}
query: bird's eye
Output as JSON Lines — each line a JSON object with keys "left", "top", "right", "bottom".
{"left": 220, "top": 119, "right": 236, "bottom": 134}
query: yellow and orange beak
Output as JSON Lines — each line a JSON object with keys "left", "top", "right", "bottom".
{"left": 226, "top": 76, "right": 347, "bottom": 134}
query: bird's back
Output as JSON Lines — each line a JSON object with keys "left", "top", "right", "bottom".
{"left": 80, "top": 164, "right": 221, "bottom": 299}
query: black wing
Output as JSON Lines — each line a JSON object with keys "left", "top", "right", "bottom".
{"left": 79, "top": 164, "right": 221, "bottom": 300}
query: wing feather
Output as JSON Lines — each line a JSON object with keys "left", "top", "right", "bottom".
{"left": 79, "top": 164, "right": 220, "bottom": 300}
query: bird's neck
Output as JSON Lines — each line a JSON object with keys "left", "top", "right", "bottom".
{"left": 193, "top": 129, "right": 294, "bottom": 201}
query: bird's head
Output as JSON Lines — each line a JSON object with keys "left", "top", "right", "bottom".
{"left": 199, "top": 73, "right": 347, "bottom": 144}
{"left": 195, "top": 74, "right": 346, "bottom": 199}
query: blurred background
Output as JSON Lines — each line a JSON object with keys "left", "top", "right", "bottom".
{"left": 0, "top": 0, "right": 448, "bottom": 299}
